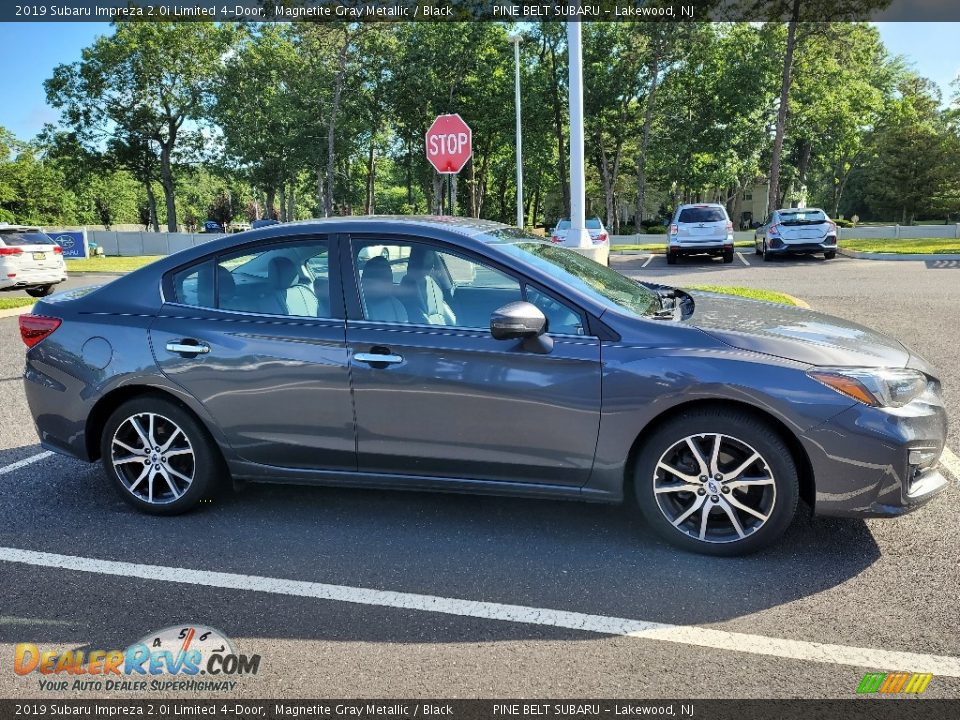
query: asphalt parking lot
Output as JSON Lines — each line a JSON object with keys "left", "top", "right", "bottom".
{"left": 1, "top": 256, "right": 959, "bottom": 700}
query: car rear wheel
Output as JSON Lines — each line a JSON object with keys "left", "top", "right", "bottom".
{"left": 26, "top": 285, "right": 54, "bottom": 298}
{"left": 754, "top": 240, "right": 762, "bottom": 256}
{"left": 634, "top": 408, "right": 799, "bottom": 556}
{"left": 824, "top": 250, "right": 836, "bottom": 260}
{"left": 762, "top": 241, "right": 772, "bottom": 262}
{"left": 666, "top": 251, "right": 677, "bottom": 265}
{"left": 100, "top": 396, "right": 222, "bottom": 515}
{"left": 722, "top": 250, "right": 734, "bottom": 264}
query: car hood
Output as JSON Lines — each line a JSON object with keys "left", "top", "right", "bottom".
{"left": 683, "top": 290, "right": 911, "bottom": 368}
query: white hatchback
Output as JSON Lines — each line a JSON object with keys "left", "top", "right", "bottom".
{"left": 0, "top": 225, "right": 68, "bottom": 297}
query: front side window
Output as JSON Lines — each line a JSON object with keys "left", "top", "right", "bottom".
{"left": 353, "top": 239, "right": 522, "bottom": 329}
{"left": 170, "top": 239, "right": 331, "bottom": 318}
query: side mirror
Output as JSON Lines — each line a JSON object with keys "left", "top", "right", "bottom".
{"left": 491, "top": 301, "right": 546, "bottom": 340}
{"left": 490, "top": 301, "right": 553, "bottom": 354}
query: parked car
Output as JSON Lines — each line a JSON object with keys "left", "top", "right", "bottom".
{"left": 0, "top": 224, "right": 67, "bottom": 297}
{"left": 667, "top": 204, "right": 735, "bottom": 264}
{"left": 755, "top": 208, "right": 838, "bottom": 261}
{"left": 229, "top": 222, "right": 252, "bottom": 234}
{"left": 20, "top": 217, "right": 947, "bottom": 556}
{"left": 202, "top": 220, "right": 224, "bottom": 233}
{"left": 550, "top": 216, "right": 610, "bottom": 265}
{"left": 250, "top": 219, "right": 279, "bottom": 229}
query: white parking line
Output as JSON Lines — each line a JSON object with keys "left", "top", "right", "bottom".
{"left": 0, "top": 451, "right": 53, "bottom": 476}
{"left": 1, "top": 546, "right": 958, "bottom": 676}
{"left": 940, "top": 447, "right": 960, "bottom": 484}
{"left": 641, "top": 254, "right": 654, "bottom": 268}
{"left": 737, "top": 252, "right": 750, "bottom": 266}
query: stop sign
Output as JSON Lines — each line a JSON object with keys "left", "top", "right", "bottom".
{"left": 426, "top": 114, "right": 472, "bottom": 174}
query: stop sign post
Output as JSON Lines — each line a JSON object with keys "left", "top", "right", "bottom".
{"left": 426, "top": 114, "right": 472, "bottom": 214}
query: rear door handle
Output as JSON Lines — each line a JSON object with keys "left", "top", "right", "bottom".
{"left": 355, "top": 352, "right": 403, "bottom": 365}
{"left": 166, "top": 341, "right": 210, "bottom": 355}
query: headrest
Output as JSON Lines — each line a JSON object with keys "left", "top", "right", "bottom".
{"left": 362, "top": 256, "right": 393, "bottom": 286}
{"left": 216, "top": 266, "right": 236, "bottom": 300}
{"left": 268, "top": 256, "right": 298, "bottom": 289}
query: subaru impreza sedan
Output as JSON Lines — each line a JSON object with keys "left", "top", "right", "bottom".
{"left": 20, "top": 217, "right": 947, "bottom": 555}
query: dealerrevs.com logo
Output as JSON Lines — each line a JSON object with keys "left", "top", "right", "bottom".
{"left": 14, "top": 625, "right": 260, "bottom": 693}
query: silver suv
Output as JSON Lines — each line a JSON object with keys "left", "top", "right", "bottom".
{"left": 667, "top": 204, "right": 734, "bottom": 264}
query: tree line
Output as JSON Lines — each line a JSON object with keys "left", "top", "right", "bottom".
{"left": 1, "top": 20, "right": 958, "bottom": 233}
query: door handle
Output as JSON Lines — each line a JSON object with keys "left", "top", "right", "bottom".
{"left": 355, "top": 352, "right": 403, "bottom": 365}
{"left": 166, "top": 341, "right": 210, "bottom": 355}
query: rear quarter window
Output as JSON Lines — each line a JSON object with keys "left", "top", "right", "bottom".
{"left": 0, "top": 231, "right": 56, "bottom": 246}
{"left": 678, "top": 208, "right": 727, "bottom": 223}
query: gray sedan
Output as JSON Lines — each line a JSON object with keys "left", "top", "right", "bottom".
{"left": 20, "top": 217, "right": 947, "bottom": 555}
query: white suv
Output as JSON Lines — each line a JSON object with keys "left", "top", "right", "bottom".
{"left": 0, "top": 224, "right": 68, "bottom": 297}
{"left": 667, "top": 204, "right": 735, "bottom": 264}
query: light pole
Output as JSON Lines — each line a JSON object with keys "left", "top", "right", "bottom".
{"left": 508, "top": 33, "right": 523, "bottom": 229}
{"left": 566, "top": 21, "right": 592, "bottom": 252}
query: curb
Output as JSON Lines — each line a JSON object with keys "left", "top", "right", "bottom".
{"left": 0, "top": 304, "right": 34, "bottom": 319}
{"left": 839, "top": 249, "right": 960, "bottom": 261}
{"left": 780, "top": 293, "right": 810, "bottom": 309}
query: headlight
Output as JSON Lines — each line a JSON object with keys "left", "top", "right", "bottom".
{"left": 808, "top": 367, "right": 929, "bottom": 408}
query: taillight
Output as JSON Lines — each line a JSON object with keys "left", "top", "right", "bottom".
{"left": 0, "top": 247, "right": 24, "bottom": 256}
{"left": 768, "top": 224, "right": 780, "bottom": 235}
{"left": 53, "top": 246, "right": 63, "bottom": 254}
{"left": 550, "top": 235, "right": 561, "bottom": 243}
{"left": 669, "top": 224, "right": 678, "bottom": 235}
{"left": 19, "top": 314, "right": 62, "bottom": 348}
{"left": 595, "top": 232, "right": 608, "bottom": 244}
{"left": 828, "top": 222, "right": 837, "bottom": 234}
{"left": 725, "top": 221, "right": 733, "bottom": 232}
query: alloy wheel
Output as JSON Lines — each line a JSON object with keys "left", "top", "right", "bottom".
{"left": 652, "top": 433, "right": 776, "bottom": 544}
{"left": 110, "top": 412, "right": 195, "bottom": 505}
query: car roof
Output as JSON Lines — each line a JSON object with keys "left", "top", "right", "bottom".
{"left": 776, "top": 207, "right": 825, "bottom": 213}
{"left": 676, "top": 203, "right": 724, "bottom": 209}
{"left": 0, "top": 223, "right": 43, "bottom": 232}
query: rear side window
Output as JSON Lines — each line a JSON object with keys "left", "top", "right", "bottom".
{"left": 0, "top": 231, "right": 56, "bottom": 246}
{"left": 678, "top": 207, "right": 727, "bottom": 223}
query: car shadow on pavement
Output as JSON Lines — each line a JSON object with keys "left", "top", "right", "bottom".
{"left": 0, "top": 446, "right": 882, "bottom": 648}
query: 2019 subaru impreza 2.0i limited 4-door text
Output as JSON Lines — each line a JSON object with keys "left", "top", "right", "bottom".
{"left": 755, "top": 208, "right": 839, "bottom": 261}
{"left": 20, "top": 217, "right": 948, "bottom": 555}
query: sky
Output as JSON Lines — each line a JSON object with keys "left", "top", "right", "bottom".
{"left": 0, "top": 21, "right": 957, "bottom": 143}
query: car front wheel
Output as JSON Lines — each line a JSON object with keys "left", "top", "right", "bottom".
{"left": 634, "top": 408, "right": 799, "bottom": 556}
{"left": 100, "top": 395, "right": 222, "bottom": 515}
{"left": 26, "top": 285, "right": 54, "bottom": 298}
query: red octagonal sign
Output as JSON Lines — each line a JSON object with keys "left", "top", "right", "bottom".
{"left": 426, "top": 114, "right": 472, "bottom": 174}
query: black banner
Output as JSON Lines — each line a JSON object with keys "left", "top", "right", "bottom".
{"left": 2, "top": 1, "right": 959, "bottom": 24}
{"left": 0, "top": 700, "right": 957, "bottom": 720}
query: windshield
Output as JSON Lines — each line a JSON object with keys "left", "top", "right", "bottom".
{"left": 555, "top": 220, "right": 571, "bottom": 230}
{"left": 487, "top": 229, "right": 659, "bottom": 318}
{"left": 779, "top": 210, "right": 828, "bottom": 225}
{"left": 586, "top": 218, "right": 603, "bottom": 230}
{"left": 678, "top": 207, "right": 726, "bottom": 223}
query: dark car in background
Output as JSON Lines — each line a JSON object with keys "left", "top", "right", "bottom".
{"left": 20, "top": 217, "right": 948, "bottom": 555}
{"left": 755, "top": 208, "right": 839, "bottom": 260}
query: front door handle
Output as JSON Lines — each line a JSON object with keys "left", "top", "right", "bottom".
{"left": 355, "top": 352, "right": 403, "bottom": 365}
{"left": 166, "top": 341, "right": 210, "bottom": 355}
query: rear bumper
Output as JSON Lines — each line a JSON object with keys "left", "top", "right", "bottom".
{"left": 0, "top": 274, "right": 67, "bottom": 291}
{"left": 801, "top": 399, "right": 949, "bottom": 518}
{"left": 668, "top": 240, "right": 733, "bottom": 254}
{"left": 766, "top": 237, "right": 837, "bottom": 255}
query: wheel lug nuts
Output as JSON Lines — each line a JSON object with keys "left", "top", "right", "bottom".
{"left": 714, "top": 474, "right": 723, "bottom": 480}
{"left": 699, "top": 475, "right": 707, "bottom": 481}
{"left": 721, "top": 486, "right": 730, "bottom": 494}
{"left": 697, "top": 488, "right": 706, "bottom": 496}
{"left": 711, "top": 495, "right": 719, "bottom": 502}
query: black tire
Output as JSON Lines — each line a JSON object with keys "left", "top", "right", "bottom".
{"left": 100, "top": 395, "right": 224, "bottom": 515}
{"left": 754, "top": 241, "right": 762, "bottom": 256}
{"left": 633, "top": 407, "right": 799, "bottom": 556}
{"left": 824, "top": 250, "right": 836, "bottom": 260}
{"left": 762, "top": 241, "right": 772, "bottom": 262}
{"left": 722, "top": 250, "right": 734, "bottom": 264}
{"left": 666, "top": 252, "right": 677, "bottom": 265}
{"left": 26, "top": 285, "right": 54, "bottom": 298}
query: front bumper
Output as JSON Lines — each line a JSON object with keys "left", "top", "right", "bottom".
{"left": 800, "top": 397, "right": 949, "bottom": 517}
